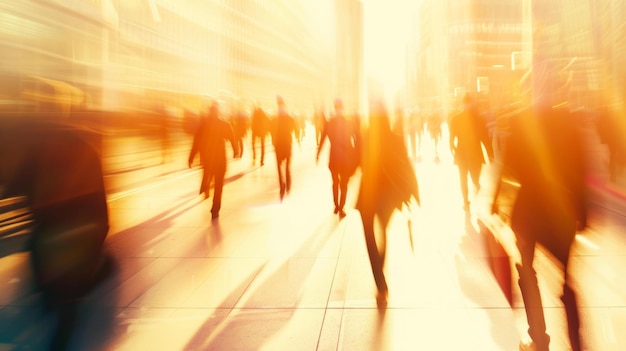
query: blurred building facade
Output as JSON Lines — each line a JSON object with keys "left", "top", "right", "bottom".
{"left": 335, "top": 0, "right": 364, "bottom": 115}
{"left": 408, "top": 0, "right": 525, "bottom": 114}
{"left": 0, "top": 0, "right": 337, "bottom": 115}
{"left": 407, "top": 0, "right": 625, "bottom": 114}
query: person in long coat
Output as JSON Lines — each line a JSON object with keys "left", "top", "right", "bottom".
{"left": 188, "top": 100, "right": 239, "bottom": 219}
{"left": 501, "top": 105, "right": 588, "bottom": 351}
{"left": 449, "top": 93, "right": 494, "bottom": 210}
{"left": 2, "top": 119, "right": 111, "bottom": 350}
{"left": 316, "top": 99, "right": 360, "bottom": 218}
{"left": 356, "top": 100, "right": 420, "bottom": 307}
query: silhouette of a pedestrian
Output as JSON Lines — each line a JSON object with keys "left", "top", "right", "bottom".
{"left": 251, "top": 103, "right": 270, "bottom": 166}
{"left": 316, "top": 99, "right": 360, "bottom": 218}
{"left": 2, "top": 119, "right": 112, "bottom": 350}
{"left": 270, "top": 95, "right": 297, "bottom": 201}
{"left": 188, "top": 99, "right": 239, "bottom": 219}
{"left": 498, "top": 105, "right": 588, "bottom": 351}
{"left": 356, "top": 99, "right": 419, "bottom": 307}
{"left": 449, "top": 93, "right": 494, "bottom": 210}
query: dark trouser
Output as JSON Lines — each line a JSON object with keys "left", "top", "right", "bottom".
{"left": 513, "top": 202, "right": 581, "bottom": 351}
{"left": 330, "top": 168, "right": 350, "bottom": 210}
{"left": 275, "top": 152, "right": 291, "bottom": 197}
{"left": 252, "top": 133, "right": 266, "bottom": 164}
{"left": 457, "top": 161, "right": 482, "bottom": 205}
{"left": 360, "top": 205, "right": 393, "bottom": 295}
{"left": 203, "top": 164, "right": 226, "bottom": 215}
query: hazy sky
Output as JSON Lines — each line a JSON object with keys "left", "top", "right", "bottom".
{"left": 363, "top": 0, "right": 416, "bottom": 99}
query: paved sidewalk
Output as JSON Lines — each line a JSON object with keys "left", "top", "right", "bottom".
{"left": 1, "top": 127, "right": 626, "bottom": 350}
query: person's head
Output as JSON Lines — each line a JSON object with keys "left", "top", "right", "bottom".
{"left": 463, "top": 93, "right": 475, "bottom": 108}
{"left": 334, "top": 98, "right": 344, "bottom": 113}
{"left": 208, "top": 99, "right": 219, "bottom": 117}
{"left": 276, "top": 95, "right": 285, "bottom": 107}
{"left": 368, "top": 98, "right": 391, "bottom": 132}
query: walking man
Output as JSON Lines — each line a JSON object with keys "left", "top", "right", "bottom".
{"left": 270, "top": 95, "right": 296, "bottom": 201}
{"left": 316, "top": 98, "right": 359, "bottom": 218}
{"left": 449, "top": 93, "right": 493, "bottom": 210}
{"left": 500, "top": 105, "right": 588, "bottom": 351}
{"left": 188, "top": 99, "right": 239, "bottom": 219}
{"left": 251, "top": 103, "right": 270, "bottom": 166}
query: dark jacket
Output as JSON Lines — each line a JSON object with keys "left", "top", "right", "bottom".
{"left": 189, "top": 114, "right": 238, "bottom": 169}
{"left": 271, "top": 111, "right": 296, "bottom": 159}
{"left": 449, "top": 104, "right": 494, "bottom": 168}
{"left": 357, "top": 114, "right": 419, "bottom": 217}
{"left": 504, "top": 107, "right": 587, "bottom": 241}
{"left": 3, "top": 121, "right": 109, "bottom": 300}
{"left": 317, "top": 114, "right": 359, "bottom": 176}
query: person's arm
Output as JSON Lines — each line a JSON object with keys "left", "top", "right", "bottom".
{"left": 448, "top": 114, "right": 457, "bottom": 153}
{"left": 316, "top": 122, "right": 328, "bottom": 163}
{"left": 226, "top": 121, "right": 239, "bottom": 158}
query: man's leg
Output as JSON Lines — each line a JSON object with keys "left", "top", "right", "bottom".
{"left": 251, "top": 134, "right": 257, "bottom": 162}
{"left": 516, "top": 234, "right": 550, "bottom": 351}
{"left": 331, "top": 169, "right": 340, "bottom": 212}
{"left": 211, "top": 169, "right": 225, "bottom": 218}
{"left": 361, "top": 210, "right": 388, "bottom": 301}
{"left": 545, "top": 224, "right": 581, "bottom": 351}
{"left": 260, "top": 134, "right": 266, "bottom": 165}
{"left": 469, "top": 162, "right": 482, "bottom": 193}
{"left": 200, "top": 166, "right": 209, "bottom": 198}
{"left": 338, "top": 172, "right": 350, "bottom": 217}
{"left": 285, "top": 155, "right": 292, "bottom": 193}
{"left": 457, "top": 164, "right": 470, "bottom": 208}
{"left": 276, "top": 154, "right": 285, "bottom": 199}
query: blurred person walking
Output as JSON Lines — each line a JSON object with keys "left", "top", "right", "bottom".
{"left": 251, "top": 103, "right": 270, "bottom": 166}
{"left": 270, "top": 95, "right": 297, "bottom": 201}
{"left": 188, "top": 99, "right": 239, "bottom": 219}
{"left": 2, "top": 120, "right": 112, "bottom": 350}
{"left": 449, "top": 93, "right": 494, "bottom": 210}
{"left": 314, "top": 107, "right": 327, "bottom": 146}
{"left": 497, "top": 106, "right": 588, "bottom": 351}
{"left": 357, "top": 99, "right": 419, "bottom": 307}
{"left": 231, "top": 107, "right": 248, "bottom": 159}
{"left": 427, "top": 110, "right": 443, "bottom": 161}
{"left": 316, "top": 99, "right": 360, "bottom": 218}
{"left": 406, "top": 108, "right": 424, "bottom": 161}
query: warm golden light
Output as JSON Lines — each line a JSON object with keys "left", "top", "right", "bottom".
{"left": 363, "top": 0, "right": 415, "bottom": 103}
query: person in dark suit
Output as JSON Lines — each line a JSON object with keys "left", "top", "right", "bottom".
{"left": 356, "top": 99, "right": 419, "bottom": 307}
{"left": 2, "top": 119, "right": 112, "bottom": 350}
{"left": 316, "top": 98, "right": 360, "bottom": 218}
{"left": 250, "top": 103, "right": 270, "bottom": 166}
{"left": 270, "top": 95, "right": 297, "bottom": 201}
{"left": 188, "top": 99, "right": 239, "bottom": 219}
{"left": 449, "top": 93, "right": 494, "bottom": 210}
{"left": 501, "top": 106, "right": 588, "bottom": 351}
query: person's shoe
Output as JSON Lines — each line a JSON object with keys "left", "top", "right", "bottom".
{"left": 519, "top": 340, "right": 535, "bottom": 351}
{"left": 334, "top": 205, "right": 340, "bottom": 214}
{"left": 211, "top": 211, "right": 219, "bottom": 220}
{"left": 519, "top": 339, "right": 549, "bottom": 351}
{"left": 376, "top": 288, "right": 388, "bottom": 309}
{"left": 338, "top": 209, "right": 347, "bottom": 218}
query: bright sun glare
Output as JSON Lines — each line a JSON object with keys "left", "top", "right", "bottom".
{"left": 363, "top": 0, "right": 415, "bottom": 102}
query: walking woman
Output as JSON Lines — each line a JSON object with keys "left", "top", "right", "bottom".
{"left": 356, "top": 99, "right": 420, "bottom": 307}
